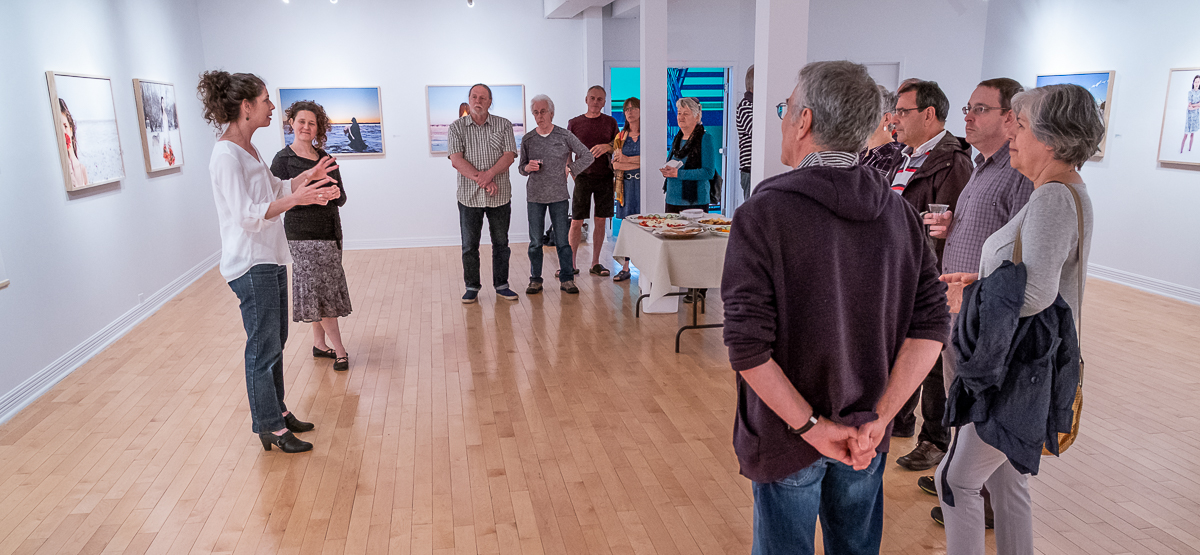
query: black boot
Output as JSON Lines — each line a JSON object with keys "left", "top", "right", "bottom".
{"left": 283, "top": 412, "right": 314, "bottom": 433}
{"left": 259, "top": 430, "right": 313, "bottom": 453}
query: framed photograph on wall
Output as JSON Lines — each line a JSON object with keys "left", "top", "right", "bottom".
{"left": 46, "top": 71, "right": 126, "bottom": 191}
{"left": 278, "top": 87, "right": 385, "bottom": 157}
{"left": 132, "top": 79, "right": 184, "bottom": 172}
{"left": 1035, "top": 71, "right": 1115, "bottom": 159}
{"left": 426, "top": 85, "right": 526, "bottom": 155}
{"left": 1156, "top": 68, "right": 1200, "bottom": 167}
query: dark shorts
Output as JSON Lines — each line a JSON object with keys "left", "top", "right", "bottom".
{"left": 571, "top": 173, "right": 615, "bottom": 220}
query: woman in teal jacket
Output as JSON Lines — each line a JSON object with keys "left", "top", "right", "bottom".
{"left": 661, "top": 97, "right": 720, "bottom": 212}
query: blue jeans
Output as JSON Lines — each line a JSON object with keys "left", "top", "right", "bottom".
{"left": 227, "top": 264, "right": 289, "bottom": 434}
{"left": 752, "top": 454, "right": 885, "bottom": 555}
{"left": 458, "top": 202, "right": 511, "bottom": 292}
{"left": 527, "top": 200, "right": 573, "bottom": 283}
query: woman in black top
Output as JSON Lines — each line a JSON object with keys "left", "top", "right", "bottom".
{"left": 271, "top": 101, "right": 352, "bottom": 371}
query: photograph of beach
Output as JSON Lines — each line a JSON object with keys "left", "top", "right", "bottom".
{"left": 279, "top": 87, "right": 385, "bottom": 156}
{"left": 1156, "top": 68, "right": 1200, "bottom": 167}
{"left": 47, "top": 72, "right": 125, "bottom": 191}
{"left": 134, "top": 79, "right": 184, "bottom": 172}
{"left": 427, "top": 85, "right": 525, "bottom": 155}
{"left": 1037, "top": 71, "right": 1115, "bottom": 157}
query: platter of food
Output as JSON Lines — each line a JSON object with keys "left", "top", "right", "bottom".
{"left": 652, "top": 226, "right": 706, "bottom": 239}
{"left": 638, "top": 218, "right": 692, "bottom": 230}
{"left": 625, "top": 213, "right": 682, "bottom": 225}
{"left": 706, "top": 225, "right": 732, "bottom": 236}
{"left": 698, "top": 216, "right": 731, "bottom": 226}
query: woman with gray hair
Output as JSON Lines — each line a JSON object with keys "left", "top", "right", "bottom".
{"left": 859, "top": 84, "right": 902, "bottom": 176}
{"left": 935, "top": 83, "right": 1103, "bottom": 555}
{"left": 661, "top": 97, "right": 720, "bottom": 212}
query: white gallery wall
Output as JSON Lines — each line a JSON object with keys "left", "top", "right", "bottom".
{"left": 806, "top": 0, "right": 991, "bottom": 139}
{"left": 195, "top": 0, "right": 592, "bottom": 251}
{"left": 982, "top": 0, "right": 1200, "bottom": 298}
{"left": 0, "top": 0, "right": 222, "bottom": 420}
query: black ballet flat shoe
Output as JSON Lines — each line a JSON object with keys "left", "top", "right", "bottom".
{"left": 259, "top": 430, "right": 313, "bottom": 453}
{"left": 283, "top": 412, "right": 314, "bottom": 433}
{"left": 313, "top": 346, "right": 336, "bottom": 359}
{"left": 334, "top": 356, "right": 349, "bottom": 371}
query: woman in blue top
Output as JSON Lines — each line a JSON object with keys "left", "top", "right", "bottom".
{"left": 612, "top": 97, "right": 641, "bottom": 282}
{"left": 661, "top": 97, "right": 720, "bottom": 213}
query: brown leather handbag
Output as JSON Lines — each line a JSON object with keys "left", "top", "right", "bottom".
{"left": 1012, "top": 183, "right": 1085, "bottom": 456}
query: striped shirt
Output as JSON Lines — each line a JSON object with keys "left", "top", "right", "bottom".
{"left": 941, "top": 142, "right": 1035, "bottom": 274}
{"left": 891, "top": 130, "right": 947, "bottom": 193}
{"left": 797, "top": 150, "right": 858, "bottom": 169}
{"left": 448, "top": 114, "right": 518, "bottom": 208}
{"left": 736, "top": 93, "right": 753, "bottom": 171}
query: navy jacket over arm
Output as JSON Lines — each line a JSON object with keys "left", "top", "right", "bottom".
{"left": 944, "top": 260, "right": 1081, "bottom": 487}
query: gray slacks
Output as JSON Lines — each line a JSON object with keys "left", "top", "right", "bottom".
{"left": 935, "top": 423, "right": 1034, "bottom": 555}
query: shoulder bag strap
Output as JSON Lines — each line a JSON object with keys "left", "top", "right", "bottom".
{"left": 1063, "top": 183, "right": 1086, "bottom": 335}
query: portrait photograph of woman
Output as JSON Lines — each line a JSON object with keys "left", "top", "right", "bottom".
{"left": 1157, "top": 68, "right": 1200, "bottom": 166}
{"left": 46, "top": 72, "right": 125, "bottom": 191}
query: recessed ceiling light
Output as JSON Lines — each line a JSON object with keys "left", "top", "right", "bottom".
{"left": 467, "top": 0, "right": 475, "bottom": 6}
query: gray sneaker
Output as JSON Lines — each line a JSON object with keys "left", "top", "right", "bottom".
{"left": 526, "top": 281, "right": 543, "bottom": 294}
{"left": 560, "top": 280, "right": 579, "bottom": 294}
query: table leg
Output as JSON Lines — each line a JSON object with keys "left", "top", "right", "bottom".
{"left": 675, "top": 288, "right": 724, "bottom": 353}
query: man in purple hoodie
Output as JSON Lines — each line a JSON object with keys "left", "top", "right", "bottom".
{"left": 722, "top": 61, "right": 950, "bottom": 554}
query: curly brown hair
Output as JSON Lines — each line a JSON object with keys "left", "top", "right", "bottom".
{"left": 196, "top": 70, "right": 265, "bottom": 129}
{"left": 283, "top": 100, "right": 332, "bottom": 150}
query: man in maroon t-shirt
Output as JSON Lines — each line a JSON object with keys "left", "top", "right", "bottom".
{"left": 567, "top": 86, "right": 620, "bottom": 277}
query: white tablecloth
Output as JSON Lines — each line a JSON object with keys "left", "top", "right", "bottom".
{"left": 611, "top": 225, "right": 729, "bottom": 313}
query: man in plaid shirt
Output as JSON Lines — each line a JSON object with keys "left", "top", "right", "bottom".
{"left": 448, "top": 84, "right": 520, "bottom": 304}
{"left": 916, "top": 77, "right": 1036, "bottom": 527}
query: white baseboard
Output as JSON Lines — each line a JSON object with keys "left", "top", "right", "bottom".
{"left": 1089, "top": 263, "right": 1200, "bottom": 306}
{"left": 343, "top": 234, "right": 532, "bottom": 251}
{"left": 0, "top": 251, "right": 221, "bottom": 425}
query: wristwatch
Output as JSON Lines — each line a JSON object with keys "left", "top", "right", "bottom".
{"left": 787, "top": 414, "right": 820, "bottom": 436}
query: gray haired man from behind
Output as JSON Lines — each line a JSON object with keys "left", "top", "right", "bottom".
{"left": 721, "top": 60, "right": 949, "bottom": 554}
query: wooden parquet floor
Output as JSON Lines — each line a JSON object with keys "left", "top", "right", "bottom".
{"left": 1, "top": 242, "right": 1198, "bottom": 555}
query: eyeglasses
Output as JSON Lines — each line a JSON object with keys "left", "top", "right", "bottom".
{"left": 962, "top": 105, "right": 1006, "bottom": 116}
{"left": 894, "top": 106, "right": 926, "bottom": 117}
{"left": 777, "top": 102, "right": 809, "bottom": 120}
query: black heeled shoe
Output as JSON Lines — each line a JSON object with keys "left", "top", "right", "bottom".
{"left": 283, "top": 412, "right": 314, "bottom": 433}
{"left": 259, "top": 430, "right": 313, "bottom": 453}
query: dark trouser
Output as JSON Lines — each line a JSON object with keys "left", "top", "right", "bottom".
{"left": 752, "top": 454, "right": 885, "bottom": 555}
{"left": 893, "top": 355, "right": 949, "bottom": 451}
{"left": 665, "top": 202, "right": 709, "bottom": 213}
{"left": 528, "top": 200, "right": 573, "bottom": 283}
{"left": 741, "top": 170, "right": 752, "bottom": 200}
{"left": 228, "top": 264, "right": 289, "bottom": 434}
{"left": 458, "top": 202, "right": 511, "bottom": 292}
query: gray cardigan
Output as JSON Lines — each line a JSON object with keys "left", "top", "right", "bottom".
{"left": 518, "top": 126, "right": 594, "bottom": 204}
{"left": 979, "top": 182, "right": 1093, "bottom": 327}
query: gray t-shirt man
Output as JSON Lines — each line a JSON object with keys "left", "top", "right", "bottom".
{"left": 518, "top": 126, "right": 594, "bottom": 204}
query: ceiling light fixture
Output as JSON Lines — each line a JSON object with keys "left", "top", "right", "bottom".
{"left": 467, "top": 0, "right": 474, "bottom": 6}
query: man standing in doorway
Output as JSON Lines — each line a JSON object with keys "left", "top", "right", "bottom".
{"left": 888, "top": 79, "right": 973, "bottom": 472}
{"left": 568, "top": 86, "right": 620, "bottom": 278}
{"left": 736, "top": 65, "right": 754, "bottom": 201}
{"left": 448, "top": 83, "right": 520, "bottom": 304}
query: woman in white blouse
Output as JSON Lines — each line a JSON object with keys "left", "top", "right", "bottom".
{"left": 198, "top": 70, "right": 339, "bottom": 453}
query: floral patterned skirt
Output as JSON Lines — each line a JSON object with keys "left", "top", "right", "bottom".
{"left": 288, "top": 240, "right": 352, "bottom": 322}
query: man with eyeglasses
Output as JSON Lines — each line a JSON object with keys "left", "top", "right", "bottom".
{"left": 888, "top": 80, "right": 973, "bottom": 474}
{"left": 920, "top": 77, "right": 1035, "bottom": 528}
{"left": 726, "top": 61, "right": 948, "bottom": 554}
